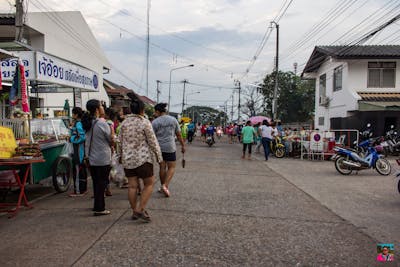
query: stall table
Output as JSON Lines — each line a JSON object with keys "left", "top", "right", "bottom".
{"left": 0, "top": 158, "right": 45, "bottom": 218}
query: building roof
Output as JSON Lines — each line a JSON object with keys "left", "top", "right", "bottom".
{"left": 103, "top": 79, "right": 156, "bottom": 105}
{"left": 358, "top": 92, "right": 400, "bottom": 102}
{"left": 303, "top": 45, "right": 400, "bottom": 74}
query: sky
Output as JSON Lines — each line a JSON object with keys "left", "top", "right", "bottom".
{"left": 1, "top": 0, "right": 400, "bottom": 115}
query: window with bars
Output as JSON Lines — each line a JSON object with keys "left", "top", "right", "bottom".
{"left": 333, "top": 66, "right": 342, "bottom": 91}
{"left": 318, "top": 116, "right": 324, "bottom": 126}
{"left": 367, "top": 62, "right": 396, "bottom": 88}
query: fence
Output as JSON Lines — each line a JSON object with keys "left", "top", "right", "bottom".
{"left": 0, "top": 118, "right": 29, "bottom": 139}
{"left": 300, "top": 129, "right": 359, "bottom": 160}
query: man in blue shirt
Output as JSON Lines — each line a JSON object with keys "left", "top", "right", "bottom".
{"left": 187, "top": 121, "right": 195, "bottom": 144}
{"left": 206, "top": 122, "right": 216, "bottom": 143}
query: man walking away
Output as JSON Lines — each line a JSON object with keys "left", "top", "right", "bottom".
{"left": 241, "top": 121, "right": 256, "bottom": 160}
{"left": 152, "top": 103, "right": 185, "bottom": 197}
{"left": 187, "top": 121, "right": 195, "bottom": 144}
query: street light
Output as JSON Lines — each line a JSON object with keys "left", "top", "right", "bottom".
{"left": 168, "top": 64, "right": 194, "bottom": 113}
{"left": 184, "top": 91, "right": 200, "bottom": 118}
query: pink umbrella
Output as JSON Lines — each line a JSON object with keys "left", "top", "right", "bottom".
{"left": 249, "top": 116, "right": 271, "bottom": 125}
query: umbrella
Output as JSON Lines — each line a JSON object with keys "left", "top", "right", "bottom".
{"left": 249, "top": 116, "right": 271, "bottom": 125}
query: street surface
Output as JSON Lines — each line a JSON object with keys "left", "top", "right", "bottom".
{"left": 0, "top": 137, "right": 398, "bottom": 266}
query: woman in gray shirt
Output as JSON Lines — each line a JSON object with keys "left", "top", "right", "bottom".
{"left": 82, "top": 99, "right": 112, "bottom": 216}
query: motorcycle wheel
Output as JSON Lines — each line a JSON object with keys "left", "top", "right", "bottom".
{"left": 334, "top": 156, "right": 352, "bottom": 175}
{"left": 398, "top": 180, "right": 400, "bottom": 194}
{"left": 375, "top": 158, "right": 391, "bottom": 176}
{"left": 52, "top": 156, "right": 72, "bottom": 193}
{"left": 275, "top": 147, "right": 285, "bottom": 158}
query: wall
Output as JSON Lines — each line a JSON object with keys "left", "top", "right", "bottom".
{"left": 25, "top": 12, "right": 111, "bottom": 112}
{"left": 314, "top": 57, "right": 400, "bottom": 131}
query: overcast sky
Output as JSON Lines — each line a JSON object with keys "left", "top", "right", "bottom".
{"left": 1, "top": 0, "right": 400, "bottom": 114}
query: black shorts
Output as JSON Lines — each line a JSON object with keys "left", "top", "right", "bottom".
{"left": 162, "top": 152, "right": 176, "bottom": 162}
{"left": 124, "top": 163, "right": 153, "bottom": 179}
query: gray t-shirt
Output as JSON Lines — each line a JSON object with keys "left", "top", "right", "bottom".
{"left": 85, "top": 119, "right": 111, "bottom": 166}
{"left": 152, "top": 115, "right": 180, "bottom": 153}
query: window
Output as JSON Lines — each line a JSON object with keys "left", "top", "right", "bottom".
{"left": 319, "top": 74, "right": 326, "bottom": 105}
{"left": 368, "top": 62, "right": 396, "bottom": 88}
{"left": 333, "top": 66, "right": 343, "bottom": 91}
{"left": 318, "top": 117, "right": 324, "bottom": 126}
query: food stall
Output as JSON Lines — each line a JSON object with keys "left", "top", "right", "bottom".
{"left": 0, "top": 49, "right": 100, "bottom": 192}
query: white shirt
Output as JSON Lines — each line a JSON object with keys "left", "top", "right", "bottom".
{"left": 260, "top": 125, "right": 273, "bottom": 139}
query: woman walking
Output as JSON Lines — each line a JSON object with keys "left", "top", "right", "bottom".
{"left": 119, "top": 95, "right": 162, "bottom": 222}
{"left": 82, "top": 99, "right": 112, "bottom": 216}
{"left": 69, "top": 107, "right": 86, "bottom": 197}
{"left": 241, "top": 121, "right": 256, "bottom": 160}
{"left": 259, "top": 120, "right": 274, "bottom": 161}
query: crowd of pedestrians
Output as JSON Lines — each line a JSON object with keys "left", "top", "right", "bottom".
{"left": 67, "top": 94, "right": 186, "bottom": 222}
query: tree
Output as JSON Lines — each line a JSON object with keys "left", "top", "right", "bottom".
{"left": 183, "top": 105, "right": 228, "bottom": 126}
{"left": 259, "top": 71, "right": 315, "bottom": 123}
{"left": 241, "top": 86, "right": 265, "bottom": 118}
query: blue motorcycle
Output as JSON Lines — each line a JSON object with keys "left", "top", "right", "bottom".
{"left": 333, "top": 138, "right": 391, "bottom": 176}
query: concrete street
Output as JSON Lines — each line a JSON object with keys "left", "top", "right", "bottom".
{"left": 0, "top": 138, "right": 398, "bottom": 266}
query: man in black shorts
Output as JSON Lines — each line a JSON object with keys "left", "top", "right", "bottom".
{"left": 152, "top": 103, "right": 185, "bottom": 197}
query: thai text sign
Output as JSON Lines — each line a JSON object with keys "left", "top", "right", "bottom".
{"left": 36, "top": 52, "right": 99, "bottom": 91}
{"left": 1, "top": 51, "right": 99, "bottom": 91}
{"left": 0, "top": 126, "right": 17, "bottom": 158}
{"left": 1, "top": 51, "right": 34, "bottom": 81}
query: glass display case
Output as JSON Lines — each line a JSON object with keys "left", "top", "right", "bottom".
{"left": 30, "top": 119, "right": 70, "bottom": 147}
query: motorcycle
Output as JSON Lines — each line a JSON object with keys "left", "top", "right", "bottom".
{"left": 216, "top": 129, "right": 223, "bottom": 139}
{"left": 206, "top": 134, "right": 215, "bottom": 147}
{"left": 382, "top": 125, "right": 400, "bottom": 156}
{"left": 333, "top": 137, "right": 391, "bottom": 176}
{"left": 270, "top": 136, "right": 285, "bottom": 158}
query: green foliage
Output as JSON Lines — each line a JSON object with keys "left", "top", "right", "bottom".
{"left": 144, "top": 105, "right": 155, "bottom": 119}
{"left": 183, "top": 106, "right": 228, "bottom": 125}
{"left": 259, "top": 71, "right": 315, "bottom": 123}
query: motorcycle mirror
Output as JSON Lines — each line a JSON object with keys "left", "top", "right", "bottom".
{"left": 367, "top": 123, "right": 371, "bottom": 128}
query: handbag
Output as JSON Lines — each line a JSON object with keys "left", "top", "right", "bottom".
{"left": 84, "top": 120, "right": 98, "bottom": 168}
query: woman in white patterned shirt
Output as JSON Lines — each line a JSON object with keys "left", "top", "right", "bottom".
{"left": 119, "top": 94, "right": 162, "bottom": 222}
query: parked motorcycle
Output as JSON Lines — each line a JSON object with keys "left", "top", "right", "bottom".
{"left": 382, "top": 125, "right": 400, "bottom": 156}
{"left": 332, "top": 137, "right": 391, "bottom": 175}
{"left": 270, "top": 136, "right": 285, "bottom": 158}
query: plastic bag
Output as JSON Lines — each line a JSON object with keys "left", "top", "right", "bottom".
{"left": 60, "top": 142, "right": 73, "bottom": 157}
{"left": 110, "top": 153, "right": 126, "bottom": 186}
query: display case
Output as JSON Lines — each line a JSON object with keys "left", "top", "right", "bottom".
{"left": 30, "top": 119, "right": 70, "bottom": 148}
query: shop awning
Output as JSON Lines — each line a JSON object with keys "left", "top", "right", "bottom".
{"left": 358, "top": 101, "right": 400, "bottom": 111}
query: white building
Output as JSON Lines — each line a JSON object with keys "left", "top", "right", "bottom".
{"left": 0, "top": 11, "right": 110, "bottom": 117}
{"left": 302, "top": 45, "right": 400, "bottom": 135}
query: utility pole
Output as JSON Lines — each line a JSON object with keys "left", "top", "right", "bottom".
{"left": 271, "top": 21, "right": 279, "bottom": 120}
{"left": 15, "top": 0, "right": 24, "bottom": 42}
{"left": 293, "top": 62, "right": 298, "bottom": 76}
{"left": 181, "top": 79, "right": 187, "bottom": 116}
{"left": 231, "top": 94, "right": 234, "bottom": 122}
{"left": 234, "top": 80, "right": 241, "bottom": 122}
{"left": 156, "top": 80, "right": 160, "bottom": 103}
{"left": 145, "top": 0, "right": 151, "bottom": 96}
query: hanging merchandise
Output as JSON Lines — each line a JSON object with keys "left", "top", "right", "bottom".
{"left": 9, "top": 65, "right": 19, "bottom": 105}
{"left": 19, "top": 59, "right": 29, "bottom": 113}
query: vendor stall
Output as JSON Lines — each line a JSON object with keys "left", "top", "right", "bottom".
{"left": 0, "top": 50, "right": 94, "bottom": 192}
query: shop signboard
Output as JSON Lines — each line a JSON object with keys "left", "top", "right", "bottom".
{"left": 1, "top": 51, "right": 99, "bottom": 92}
{"left": 36, "top": 52, "right": 99, "bottom": 92}
{"left": 310, "top": 132, "right": 323, "bottom": 152}
{"left": 0, "top": 51, "right": 35, "bottom": 81}
{"left": 73, "top": 89, "right": 82, "bottom": 108}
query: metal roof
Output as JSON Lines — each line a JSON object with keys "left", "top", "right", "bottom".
{"left": 358, "top": 92, "right": 400, "bottom": 101}
{"left": 303, "top": 45, "right": 400, "bottom": 74}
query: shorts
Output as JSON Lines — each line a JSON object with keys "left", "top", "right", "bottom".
{"left": 162, "top": 152, "right": 176, "bottom": 162}
{"left": 124, "top": 163, "right": 153, "bottom": 179}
